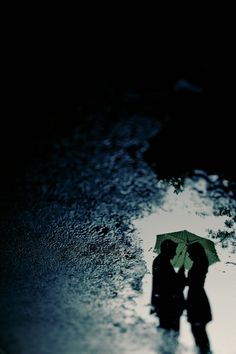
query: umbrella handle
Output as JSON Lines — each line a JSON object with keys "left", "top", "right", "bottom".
{"left": 175, "top": 247, "right": 188, "bottom": 268}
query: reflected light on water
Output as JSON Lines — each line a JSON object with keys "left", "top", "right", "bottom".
{"left": 133, "top": 179, "right": 236, "bottom": 354}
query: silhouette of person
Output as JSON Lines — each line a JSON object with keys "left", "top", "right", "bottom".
{"left": 186, "top": 242, "right": 212, "bottom": 354}
{"left": 151, "top": 239, "right": 186, "bottom": 334}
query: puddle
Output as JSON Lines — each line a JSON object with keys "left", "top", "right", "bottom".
{"left": 133, "top": 177, "right": 236, "bottom": 354}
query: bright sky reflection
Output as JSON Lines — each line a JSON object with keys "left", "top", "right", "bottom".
{"left": 133, "top": 178, "right": 236, "bottom": 354}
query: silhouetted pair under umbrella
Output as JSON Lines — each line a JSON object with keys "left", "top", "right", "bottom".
{"left": 154, "top": 229, "right": 220, "bottom": 269}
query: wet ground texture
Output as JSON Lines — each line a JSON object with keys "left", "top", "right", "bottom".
{"left": 1, "top": 69, "right": 236, "bottom": 354}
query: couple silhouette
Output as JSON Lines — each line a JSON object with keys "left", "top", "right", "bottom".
{"left": 151, "top": 240, "right": 212, "bottom": 354}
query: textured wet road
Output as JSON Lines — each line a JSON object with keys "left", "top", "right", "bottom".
{"left": 1, "top": 111, "right": 235, "bottom": 354}
{"left": 0, "top": 115, "right": 165, "bottom": 354}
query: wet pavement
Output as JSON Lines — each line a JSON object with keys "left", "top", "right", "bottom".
{"left": 1, "top": 81, "right": 236, "bottom": 354}
{"left": 1, "top": 114, "right": 163, "bottom": 354}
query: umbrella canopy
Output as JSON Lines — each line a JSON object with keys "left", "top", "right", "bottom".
{"left": 154, "top": 229, "right": 220, "bottom": 269}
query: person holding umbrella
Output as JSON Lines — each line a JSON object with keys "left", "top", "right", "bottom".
{"left": 150, "top": 239, "right": 186, "bottom": 334}
{"left": 152, "top": 230, "right": 218, "bottom": 352}
{"left": 186, "top": 242, "right": 212, "bottom": 354}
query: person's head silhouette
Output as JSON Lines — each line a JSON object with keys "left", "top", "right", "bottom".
{"left": 188, "top": 242, "right": 208, "bottom": 266}
{"left": 160, "top": 239, "right": 178, "bottom": 260}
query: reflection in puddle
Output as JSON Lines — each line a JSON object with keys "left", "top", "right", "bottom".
{"left": 133, "top": 177, "right": 236, "bottom": 354}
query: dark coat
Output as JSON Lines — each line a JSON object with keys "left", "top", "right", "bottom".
{"left": 186, "top": 261, "right": 212, "bottom": 324}
{"left": 151, "top": 254, "right": 185, "bottom": 320}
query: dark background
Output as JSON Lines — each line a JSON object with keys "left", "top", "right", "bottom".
{"left": 1, "top": 36, "right": 234, "bottom": 194}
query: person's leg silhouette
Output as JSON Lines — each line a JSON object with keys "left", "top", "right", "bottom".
{"left": 191, "top": 323, "right": 211, "bottom": 354}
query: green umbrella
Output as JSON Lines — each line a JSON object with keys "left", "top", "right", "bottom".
{"left": 154, "top": 229, "right": 220, "bottom": 269}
